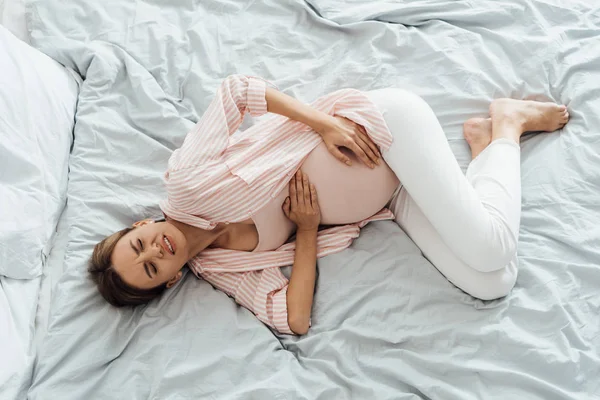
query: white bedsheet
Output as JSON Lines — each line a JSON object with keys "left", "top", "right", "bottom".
{"left": 0, "top": 206, "right": 70, "bottom": 400}
{"left": 0, "top": 277, "right": 40, "bottom": 399}
{"left": 34, "top": 204, "right": 71, "bottom": 353}
{"left": 0, "top": 0, "right": 27, "bottom": 43}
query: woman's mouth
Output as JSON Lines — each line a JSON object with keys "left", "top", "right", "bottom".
{"left": 162, "top": 235, "right": 176, "bottom": 255}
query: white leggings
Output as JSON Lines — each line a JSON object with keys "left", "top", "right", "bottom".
{"left": 367, "top": 89, "right": 520, "bottom": 300}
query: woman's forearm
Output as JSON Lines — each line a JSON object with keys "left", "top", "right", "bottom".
{"left": 286, "top": 228, "right": 318, "bottom": 335}
{"left": 266, "top": 87, "right": 333, "bottom": 134}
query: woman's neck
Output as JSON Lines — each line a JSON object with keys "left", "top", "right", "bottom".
{"left": 165, "top": 217, "right": 228, "bottom": 259}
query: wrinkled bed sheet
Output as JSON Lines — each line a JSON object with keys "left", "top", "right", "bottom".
{"left": 0, "top": 0, "right": 28, "bottom": 43}
{"left": 0, "top": 276, "right": 39, "bottom": 399}
{"left": 27, "top": 1, "right": 600, "bottom": 399}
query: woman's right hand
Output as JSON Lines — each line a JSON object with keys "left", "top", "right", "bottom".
{"left": 283, "top": 170, "right": 321, "bottom": 232}
{"left": 317, "top": 115, "right": 381, "bottom": 169}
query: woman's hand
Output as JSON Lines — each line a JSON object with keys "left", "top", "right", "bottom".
{"left": 264, "top": 87, "right": 381, "bottom": 168}
{"left": 283, "top": 170, "right": 321, "bottom": 232}
{"left": 283, "top": 170, "right": 319, "bottom": 335}
{"left": 317, "top": 115, "right": 382, "bottom": 169}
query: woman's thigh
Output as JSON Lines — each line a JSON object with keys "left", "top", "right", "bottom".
{"left": 390, "top": 187, "right": 518, "bottom": 300}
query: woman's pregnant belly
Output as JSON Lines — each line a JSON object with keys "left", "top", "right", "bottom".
{"left": 252, "top": 142, "right": 400, "bottom": 252}
{"left": 301, "top": 142, "right": 400, "bottom": 224}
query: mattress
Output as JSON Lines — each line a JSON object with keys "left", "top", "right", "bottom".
{"left": 27, "top": 1, "right": 600, "bottom": 399}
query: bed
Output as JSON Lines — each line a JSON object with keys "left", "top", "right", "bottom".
{"left": 8, "top": 0, "right": 600, "bottom": 399}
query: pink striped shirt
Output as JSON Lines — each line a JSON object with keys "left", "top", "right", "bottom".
{"left": 159, "top": 75, "right": 395, "bottom": 335}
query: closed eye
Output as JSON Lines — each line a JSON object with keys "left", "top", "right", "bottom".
{"left": 129, "top": 240, "right": 140, "bottom": 256}
{"left": 143, "top": 263, "right": 152, "bottom": 279}
{"left": 150, "top": 262, "right": 158, "bottom": 275}
{"left": 138, "top": 238, "right": 144, "bottom": 251}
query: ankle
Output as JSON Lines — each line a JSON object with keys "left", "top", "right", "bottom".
{"left": 498, "top": 115, "right": 525, "bottom": 131}
{"left": 493, "top": 117, "right": 524, "bottom": 138}
{"left": 491, "top": 134, "right": 520, "bottom": 145}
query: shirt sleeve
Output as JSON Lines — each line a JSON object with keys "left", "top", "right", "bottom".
{"left": 169, "top": 74, "right": 268, "bottom": 169}
{"left": 200, "top": 268, "right": 296, "bottom": 335}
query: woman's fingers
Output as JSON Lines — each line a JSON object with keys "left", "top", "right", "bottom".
{"left": 344, "top": 118, "right": 380, "bottom": 165}
{"left": 282, "top": 197, "right": 291, "bottom": 218}
{"left": 327, "top": 144, "right": 352, "bottom": 166}
{"left": 303, "top": 172, "right": 311, "bottom": 206}
{"left": 345, "top": 139, "right": 374, "bottom": 169}
{"left": 356, "top": 129, "right": 381, "bottom": 163}
{"left": 310, "top": 184, "right": 319, "bottom": 211}
{"left": 289, "top": 170, "right": 319, "bottom": 216}
{"left": 296, "top": 170, "right": 306, "bottom": 211}
{"left": 353, "top": 135, "right": 379, "bottom": 168}
{"left": 289, "top": 175, "right": 298, "bottom": 209}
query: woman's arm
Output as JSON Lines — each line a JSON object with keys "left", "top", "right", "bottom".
{"left": 266, "top": 87, "right": 381, "bottom": 168}
{"left": 266, "top": 87, "right": 333, "bottom": 135}
{"left": 286, "top": 228, "right": 318, "bottom": 335}
{"left": 282, "top": 170, "right": 321, "bottom": 335}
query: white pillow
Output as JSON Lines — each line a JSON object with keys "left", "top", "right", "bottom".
{"left": 0, "top": 26, "right": 79, "bottom": 279}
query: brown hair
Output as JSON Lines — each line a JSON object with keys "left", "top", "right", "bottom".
{"left": 88, "top": 227, "right": 168, "bottom": 307}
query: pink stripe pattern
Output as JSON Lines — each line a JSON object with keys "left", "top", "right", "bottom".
{"left": 159, "top": 75, "right": 395, "bottom": 335}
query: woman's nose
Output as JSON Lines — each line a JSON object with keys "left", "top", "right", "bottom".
{"left": 145, "top": 243, "right": 163, "bottom": 259}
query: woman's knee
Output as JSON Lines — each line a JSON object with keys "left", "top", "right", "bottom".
{"left": 367, "top": 89, "right": 431, "bottom": 122}
{"left": 463, "top": 217, "right": 519, "bottom": 273}
{"left": 456, "top": 260, "right": 518, "bottom": 300}
{"left": 467, "top": 239, "right": 517, "bottom": 273}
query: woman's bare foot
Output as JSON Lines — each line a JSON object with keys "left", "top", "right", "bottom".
{"left": 463, "top": 118, "right": 492, "bottom": 160}
{"left": 489, "top": 99, "right": 569, "bottom": 143}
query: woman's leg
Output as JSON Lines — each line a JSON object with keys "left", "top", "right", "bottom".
{"left": 389, "top": 186, "right": 518, "bottom": 299}
{"left": 367, "top": 89, "right": 568, "bottom": 276}
{"left": 389, "top": 118, "right": 521, "bottom": 298}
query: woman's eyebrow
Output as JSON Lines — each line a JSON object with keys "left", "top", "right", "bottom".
{"left": 129, "top": 240, "right": 139, "bottom": 255}
{"left": 143, "top": 264, "right": 152, "bottom": 279}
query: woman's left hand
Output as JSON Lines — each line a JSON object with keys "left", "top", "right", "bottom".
{"left": 317, "top": 115, "right": 382, "bottom": 168}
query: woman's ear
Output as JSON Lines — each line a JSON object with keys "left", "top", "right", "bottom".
{"left": 166, "top": 271, "right": 183, "bottom": 289}
{"left": 132, "top": 219, "right": 154, "bottom": 228}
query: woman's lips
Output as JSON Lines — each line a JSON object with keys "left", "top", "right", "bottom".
{"left": 160, "top": 237, "right": 172, "bottom": 255}
{"left": 165, "top": 234, "right": 177, "bottom": 254}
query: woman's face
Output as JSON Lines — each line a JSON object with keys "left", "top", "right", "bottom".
{"left": 111, "top": 220, "right": 189, "bottom": 289}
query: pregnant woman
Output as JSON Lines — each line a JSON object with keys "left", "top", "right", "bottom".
{"left": 89, "top": 75, "right": 569, "bottom": 335}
